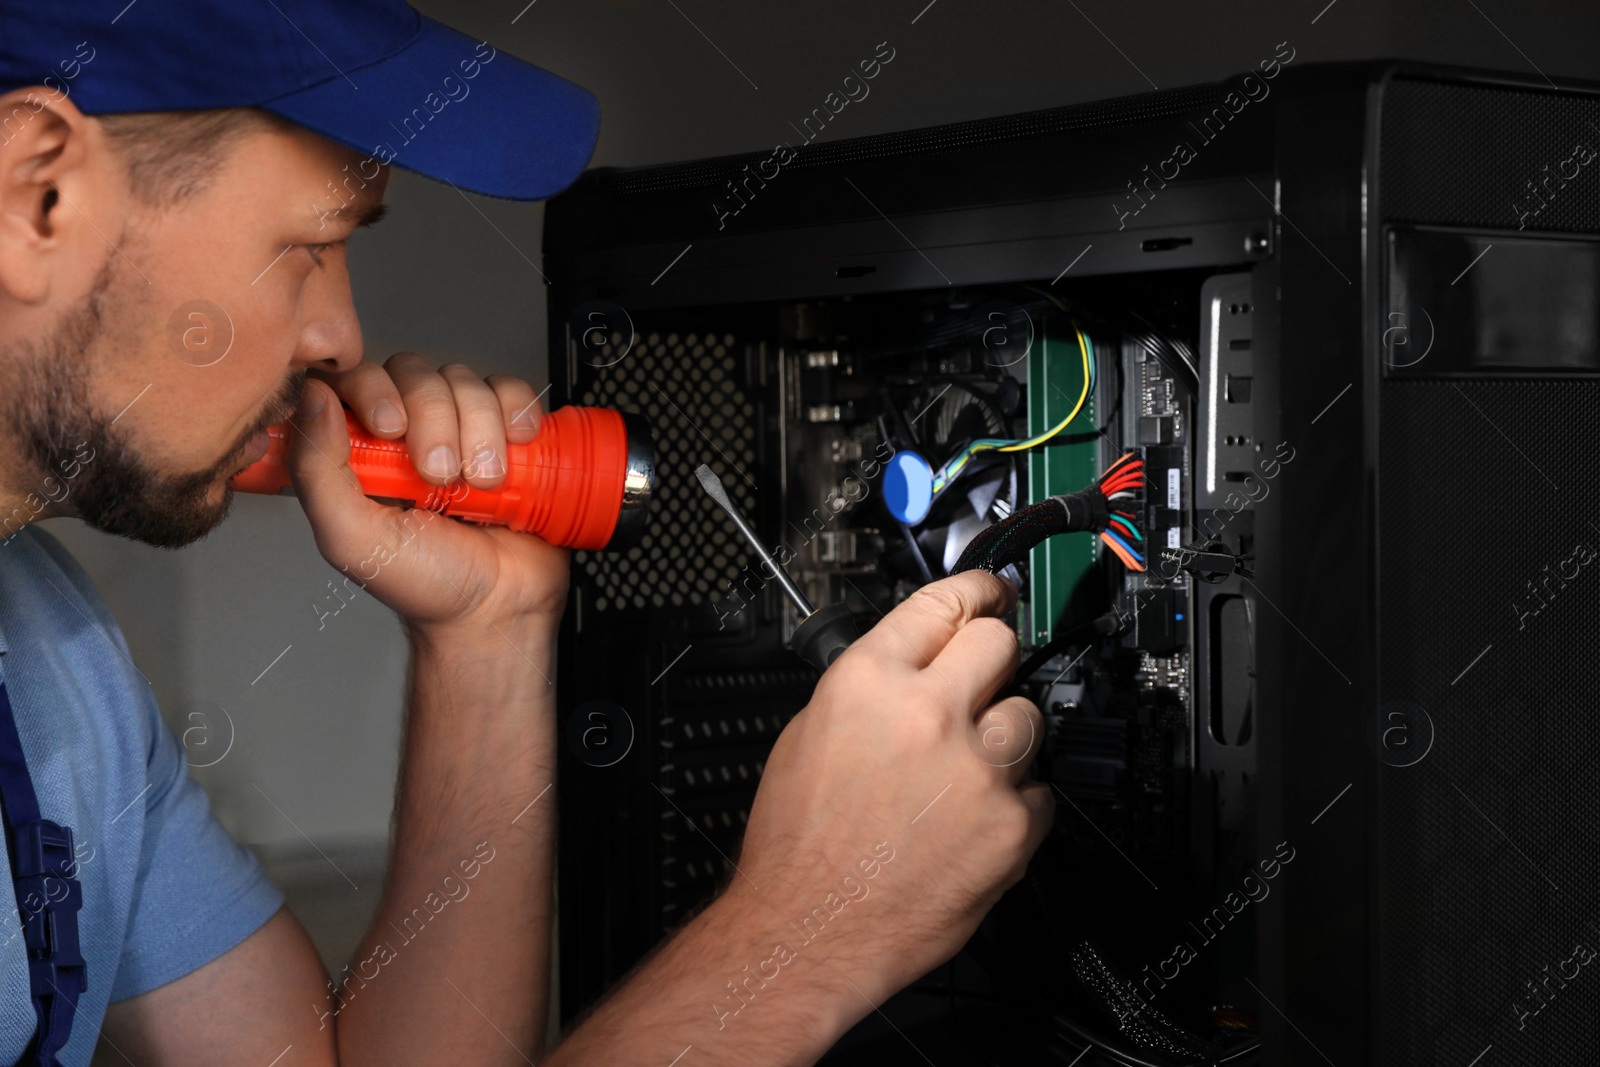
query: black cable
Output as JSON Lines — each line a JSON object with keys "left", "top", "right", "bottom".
{"left": 952, "top": 450, "right": 1148, "bottom": 577}
{"left": 951, "top": 488, "right": 1106, "bottom": 575}
{"left": 899, "top": 520, "right": 934, "bottom": 582}
{"left": 1012, "top": 613, "right": 1124, "bottom": 691}
{"left": 1124, "top": 311, "right": 1199, "bottom": 392}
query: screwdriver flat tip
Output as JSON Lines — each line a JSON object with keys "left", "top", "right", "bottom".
{"left": 693, "top": 462, "right": 814, "bottom": 617}
{"left": 694, "top": 463, "right": 731, "bottom": 510}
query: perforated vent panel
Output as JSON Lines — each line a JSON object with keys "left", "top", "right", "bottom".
{"left": 572, "top": 329, "right": 759, "bottom": 611}
{"left": 655, "top": 667, "right": 812, "bottom": 925}
{"left": 1378, "top": 379, "right": 1600, "bottom": 1065}
{"left": 1380, "top": 77, "right": 1600, "bottom": 233}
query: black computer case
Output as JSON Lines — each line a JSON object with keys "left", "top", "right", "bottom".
{"left": 545, "top": 59, "right": 1600, "bottom": 1065}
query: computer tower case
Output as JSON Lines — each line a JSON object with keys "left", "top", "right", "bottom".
{"left": 545, "top": 57, "right": 1600, "bottom": 1065}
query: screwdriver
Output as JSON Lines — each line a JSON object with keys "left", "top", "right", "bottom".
{"left": 694, "top": 464, "right": 861, "bottom": 674}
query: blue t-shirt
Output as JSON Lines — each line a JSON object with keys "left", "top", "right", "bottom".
{"left": 0, "top": 525, "right": 284, "bottom": 1064}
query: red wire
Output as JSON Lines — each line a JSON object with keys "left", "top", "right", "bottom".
{"left": 1101, "top": 458, "right": 1144, "bottom": 483}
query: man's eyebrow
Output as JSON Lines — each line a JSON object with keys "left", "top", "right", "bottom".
{"left": 355, "top": 202, "right": 389, "bottom": 228}
{"left": 321, "top": 202, "right": 389, "bottom": 229}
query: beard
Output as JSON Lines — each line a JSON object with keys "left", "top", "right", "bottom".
{"left": 1, "top": 258, "right": 307, "bottom": 549}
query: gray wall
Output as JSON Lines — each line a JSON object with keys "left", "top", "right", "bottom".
{"left": 49, "top": 0, "right": 1600, "bottom": 995}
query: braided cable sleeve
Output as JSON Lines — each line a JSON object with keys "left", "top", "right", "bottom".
{"left": 952, "top": 488, "right": 1106, "bottom": 575}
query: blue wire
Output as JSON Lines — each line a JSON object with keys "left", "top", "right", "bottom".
{"left": 1103, "top": 529, "right": 1143, "bottom": 562}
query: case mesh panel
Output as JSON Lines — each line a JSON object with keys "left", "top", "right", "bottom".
{"left": 573, "top": 329, "right": 758, "bottom": 611}
{"left": 1381, "top": 77, "right": 1600, "bottom": 234}
{"left": 1377, "top": 379, "right": 1600, "bottom": 1064}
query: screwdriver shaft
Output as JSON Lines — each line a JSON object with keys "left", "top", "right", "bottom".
{"left": 694, "top": 464, "right": 815, "bottom": 616}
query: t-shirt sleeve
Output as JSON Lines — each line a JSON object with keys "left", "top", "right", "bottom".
{"left": 109, "top": 686, "right": 286, "bottom": 1000}
{"left": 20, "top": 526, "right": 287, "bottom": 1000}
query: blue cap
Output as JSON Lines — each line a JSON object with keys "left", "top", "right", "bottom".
{"left": 0, "top": 1, "right": 601, "bottom": 201}
{"left": 883, "top": 451, "right": 934, "bottom": 526}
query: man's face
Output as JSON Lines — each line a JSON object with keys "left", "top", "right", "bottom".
{"left": 0, "top": 108, "right": 385, "bottom": 547}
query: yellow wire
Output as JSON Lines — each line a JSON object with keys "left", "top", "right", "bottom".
{"left": 996, "top": 326, "right": 1090, "bottom": 452}
{"left": 931, "top": 325, "right": 1091, "bottom": 492}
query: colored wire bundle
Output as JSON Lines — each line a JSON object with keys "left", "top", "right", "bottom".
{"left": 931, "top": 326, "right": 1095, "bottom": 495}
{"left": 1097, "top": 452, "right": 1146, "bottom": 573}
{"left": 951, "top": 452, "right": 1145, "bottom": 577}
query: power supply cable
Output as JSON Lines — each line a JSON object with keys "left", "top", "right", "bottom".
{"left": 950, "top": 454, "right": 1148, "bottom": 576}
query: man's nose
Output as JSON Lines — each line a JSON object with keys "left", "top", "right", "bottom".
{"left": 293, "top": 257, "right": 363, "bottom": 373}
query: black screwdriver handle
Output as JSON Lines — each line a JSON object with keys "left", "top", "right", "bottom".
{"left": 789, "top": 601, "right": 860, "bottom": 674}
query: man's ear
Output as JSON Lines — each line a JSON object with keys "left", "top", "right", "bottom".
{"left": 0, "top": 86, "right": 98, "bottom": 305}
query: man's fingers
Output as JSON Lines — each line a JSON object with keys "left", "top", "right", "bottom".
{"left": 283, "top": 380, "right": 366, "bottom": 550}
{"left": 856, "top": 570, "right": 1018, "bottom": 671}
{"left": 930, "top": 614, "right": 1021, "bottom": 714}
{"left": 310, "top": 360, "right": 409, "bottom": 440}
{"left": 383, "top": 352, "right": 460, "bottom": 486}
{"left": 315, "top": 357, "right": 540, "bottom": 491}
{"left": 487, "top": 374, "right": 544, "bottom": 444}
{"left": 440, "top": 364, "right": 508, "bottom": 489}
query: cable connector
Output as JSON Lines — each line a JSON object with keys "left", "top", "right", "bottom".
{"left": 952, "top": 454, "right": 1144, "bottom": 576}
{"left": 1157, "top": 540, "right": 1254, "bottom": 584}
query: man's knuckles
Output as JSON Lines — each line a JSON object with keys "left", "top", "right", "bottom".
{"left": 955, "top": 615, "right": 1021, "bottom": 672}
{"left": 902, "top": 579, "right": 969, "bottom": 628}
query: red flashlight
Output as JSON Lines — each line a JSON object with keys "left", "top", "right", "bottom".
{"left": 231, "top": 406, "right": 656, "bottom": 551}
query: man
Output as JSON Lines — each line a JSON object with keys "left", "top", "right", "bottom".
{"left": 0, "top": 2, "right": 1051, "bottom": 1064}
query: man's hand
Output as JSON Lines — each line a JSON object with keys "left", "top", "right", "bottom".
{"left": 542, "top": 569, "right": 1053, "bottom": 1067}
{"left": 732, "top": 568, "right": 1053, "bottom": 997}
{"left": 285, "top": 353, "right": 571, "bottom": 632}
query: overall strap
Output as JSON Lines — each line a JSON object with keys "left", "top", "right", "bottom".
{"left": 0, "top": 680, "right": 85, "bottom": 1067}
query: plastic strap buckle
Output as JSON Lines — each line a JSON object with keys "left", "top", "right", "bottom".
{"left": 12, "top": 819, "right": 87, "bottom": 998}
